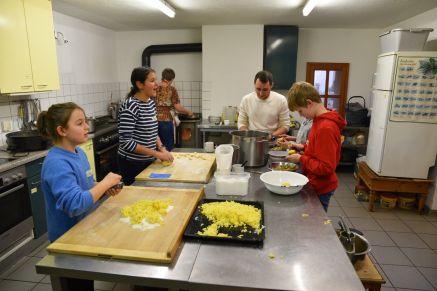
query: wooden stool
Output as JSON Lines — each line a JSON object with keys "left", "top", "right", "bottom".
{"left": 354, "top": 255, "right": 385, "bottom": 291}
{"left": 355, "top": 162, "right": 433, "bottom": 213}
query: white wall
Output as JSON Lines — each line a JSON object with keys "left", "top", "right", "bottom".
{"left": 202, "top": 25, "right": 264, "bottom": 118}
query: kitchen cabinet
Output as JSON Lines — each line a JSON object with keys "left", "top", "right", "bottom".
{"left": 340, "top": 126, "right": 369, "bottom": 166}
{"left": 0, "top": 0, "right": 59, "bottom": 94}
{"left": 25, "top": 157, "right": 46, "bottom": 239}
{"left": 79, "top": 139, "right": 96, "bottom": 180}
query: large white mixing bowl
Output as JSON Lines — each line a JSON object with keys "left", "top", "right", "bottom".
{"left": 260, "top": 171, "right": 309, "bottom": 195}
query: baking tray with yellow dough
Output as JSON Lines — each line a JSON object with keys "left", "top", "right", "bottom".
{"left": 135, "top": 152, "right": 216, "bottom": 183}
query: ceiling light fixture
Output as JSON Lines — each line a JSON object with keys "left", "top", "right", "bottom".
{"left": 150, "top": 0, "right": 176, "bottom": 18}
{"left": 302, "top": 0, "right": 321, "bottom": 16}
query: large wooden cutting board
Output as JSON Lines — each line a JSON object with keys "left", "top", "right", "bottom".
{"left": 47, "top": 186, "right": 204, "bottom": 263}
{"left": 135, "top": 152, "right": 216, "bottom": 183}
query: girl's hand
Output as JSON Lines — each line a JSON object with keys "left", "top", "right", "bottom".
{"left": 285, "top": 153, "right": 301, "bottom": 164}
{"left": 102, "top": 172, "right": 122, "bottom": 195}
{"left": 278, "top": 134, "right": 294, "bottom": 142}
{"left": 291, "top": 143, "right": 305, "bottom": 151}
{"left": 276, "top": 139, "right": 289, "bottom": 150}
{"left": 106, "top": 187, "right": 121, "bottom": 196}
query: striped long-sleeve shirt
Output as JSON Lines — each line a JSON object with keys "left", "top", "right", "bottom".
{"left": 118, "top": 96, "right": 158, "bottom": 162}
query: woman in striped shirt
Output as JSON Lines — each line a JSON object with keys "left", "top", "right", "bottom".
{"left": 117, "top": 67, "right": 174, "bottom": 185}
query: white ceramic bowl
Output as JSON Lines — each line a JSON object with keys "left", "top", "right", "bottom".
{"left": 260, "top": 171, "right": 309, "bottom": 195}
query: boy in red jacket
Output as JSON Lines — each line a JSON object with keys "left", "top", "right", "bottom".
{"left": 284, "top": 81, "right": 346, "bottom": 211}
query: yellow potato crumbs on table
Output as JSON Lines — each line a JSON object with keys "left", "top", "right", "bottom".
{"left": 196, "top": 201, "right": 262, "bottom": 237}
{"left": 121, "top": 199, "right": 173, "bottom": 225}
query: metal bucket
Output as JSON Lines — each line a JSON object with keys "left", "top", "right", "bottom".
{"left": 230, "top": 130, "right": 269, "bottom": 167}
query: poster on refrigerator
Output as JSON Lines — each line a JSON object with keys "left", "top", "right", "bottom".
{"left": 390, "top": 57, "right": 437, "bottom": 123}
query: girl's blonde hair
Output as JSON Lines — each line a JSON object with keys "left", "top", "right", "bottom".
{"left": 37, "top": 102, "right": 84, "bottom": 142}
{"left": 287, "top": 81, "right": 321, "bottom": 111}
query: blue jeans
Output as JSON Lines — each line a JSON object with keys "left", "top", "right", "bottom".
{"left": 158, "top": 121, "right": 174, "bottom": 151}
{"left": 319, "top": 191, "right": 334, "bottom": 212}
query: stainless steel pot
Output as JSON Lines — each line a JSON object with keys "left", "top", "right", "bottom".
{"left": 86, "top": 117, "right": 96, "bottom": 133}
{"left": 108, "top": 102, "right": 120, "bottom": 120}
{"left": 230, "top": 130, "right": 269, "bottom": 167}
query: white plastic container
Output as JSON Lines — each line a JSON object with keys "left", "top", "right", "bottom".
{"left": 379, "top": 28, "right": 433, "bottom": 53}
{"left": 215, "top": 144, "right": 234, "bottom": 174}
{"left": 215, "top": 172, "right": 250, "bottom": 196}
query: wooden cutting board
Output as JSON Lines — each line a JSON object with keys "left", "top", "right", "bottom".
{"left": 135, "top": 152, "right": 216, "bottom": 183}
{"left": 47, "top": 186, "right": 204, "bottom": 263}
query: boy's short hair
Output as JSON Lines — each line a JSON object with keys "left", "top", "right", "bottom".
{"left": 162, "top": 68, "right": 175, "bottom": 81}
{"left": 287, "top": 81, "right": 322, "bottom": 111}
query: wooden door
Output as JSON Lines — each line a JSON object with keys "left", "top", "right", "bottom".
{"left": 306, "top": 63, "right": 349, "bottom": 117}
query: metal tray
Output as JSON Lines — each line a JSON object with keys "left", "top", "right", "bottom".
{"left": 184, "top": 198, "right": 265, "bottom": 243}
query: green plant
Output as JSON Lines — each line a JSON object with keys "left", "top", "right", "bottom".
{"left": 418, "top": 58, "right": 437, "bottom": 76}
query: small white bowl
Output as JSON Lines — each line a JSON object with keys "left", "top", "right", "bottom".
{"left": 260, "top": 171, "right": 309, "bottom": 195}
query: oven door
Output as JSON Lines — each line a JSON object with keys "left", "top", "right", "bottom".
{"left": 0, "top": 179, "right": 33, "bottom": 253}
{"left": 95, "top": 143, "right": 119, "bottom": 181}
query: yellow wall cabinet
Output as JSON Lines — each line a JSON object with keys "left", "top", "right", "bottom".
{"left": 79, "top": 139, "right": 96, "bottom": 181}
{"left": 0, "top": 0, "right": 59, "bottom": 94}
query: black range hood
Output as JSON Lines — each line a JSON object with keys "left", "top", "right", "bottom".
{"left": 142, "top": 43, "right": 202, "bottom": 67}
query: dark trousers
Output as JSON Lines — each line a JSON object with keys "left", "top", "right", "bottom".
{"left": 158, "top": 121, "right": 174, "bottom": 151}
{"left": 117, "top": 154, "right": 153, "bottom": 185}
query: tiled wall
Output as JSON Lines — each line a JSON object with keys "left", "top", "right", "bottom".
{"left": 0, "top": 77, "right": 203, "bottom": 146}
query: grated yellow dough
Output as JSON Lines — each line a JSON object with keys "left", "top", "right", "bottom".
{"left": 197, "top": 201, "right": 262, "bottom": 237}
{"left": 121, "top": 199, "right": 173, "bottom": 225}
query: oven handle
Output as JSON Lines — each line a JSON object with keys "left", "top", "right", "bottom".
{"left": 0, "top": 184, "right": 25, "bottom": 199}
{"left": 96, "top": 143, "right": 118, "bottom": 155}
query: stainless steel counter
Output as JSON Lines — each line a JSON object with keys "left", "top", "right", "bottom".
{"left": 35, "top": 149, "right": 364, "bottom": 291}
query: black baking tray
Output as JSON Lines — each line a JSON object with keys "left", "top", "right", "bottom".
{"left": 184, "top": 198, "right": 265, "bottom": 243}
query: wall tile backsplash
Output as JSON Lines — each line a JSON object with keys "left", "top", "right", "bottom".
{"left": 0, "top": 76, "right": 203, "bottom": 147}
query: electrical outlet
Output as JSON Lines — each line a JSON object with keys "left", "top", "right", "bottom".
{"left": 2, "top": 120, "right": 13, "bottom": 132}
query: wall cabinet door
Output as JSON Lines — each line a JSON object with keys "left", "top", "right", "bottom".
{"left": 24, "top": 0, "right": 59, "bottom": 92}
{"left": 79, "top": 140, "right": 96, "bottom": 180}
{"left": 0, "top": 0, "right": 59, "bottom": 94}
{"left": 0, "top": 0, "right": 34, "bottom": 93}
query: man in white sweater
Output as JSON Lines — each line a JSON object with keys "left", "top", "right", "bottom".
{"left": 237, "top": 70, "right": 290, "bottom": 139}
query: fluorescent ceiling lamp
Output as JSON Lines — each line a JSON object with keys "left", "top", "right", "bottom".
{"left": 149, "top": 0, "right": 176, "bottom": 18}
{"left": 302, "top": 0, "right": 321, "bottom": 16}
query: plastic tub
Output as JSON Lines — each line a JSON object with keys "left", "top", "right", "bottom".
{"left": 398, "top": 194, "right": 416, "bottom": 210}
{"left": 379, "top": 28, "right": 433, "bottom": 53}
{"left": 215, "top": 144, "right": 234, "bottom": 174}
{"left": 215, "top": 172, "right": 250, "bottom": 196}
{"left": 380, "top": 193, "right": 397, "bottom": 209}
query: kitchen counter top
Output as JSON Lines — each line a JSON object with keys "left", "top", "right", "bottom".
{"left": 0, "top": 147, "right": 48, "bottom": 172}
{"left": 35, "top": 148, "right": 364, "bottom": 291}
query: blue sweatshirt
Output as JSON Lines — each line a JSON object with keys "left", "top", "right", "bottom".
{"left": 41, "top": 146, "right": 95, "bottom": 241}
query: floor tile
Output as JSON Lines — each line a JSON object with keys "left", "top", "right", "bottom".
{"left": 402, "top": 220, "right": 437, "bottom": 234}
{"left": 6, "top": 256, "right": 45, "bottom": 283}
{"left": 418, "top": 267, "right": 437, "bottom": 290}
{"left": 0, "top": 279, "right": 36, "bottom": 291}
{"left": 395, "top": 210, "right": 428, "bottom": 222}
{"left": 369, "top": 209, "right": 399, "bottom": 220}
{"left": 370, "top": 246, "right": 412, "bottom": 265}
{"left": 363, "top": 230, "right": 396, "bottom": 247}
{"left": 327, "top": 206, "right": 345, "bottom": 217}
{"left": 424, "top": 214, "right": 437, "bottom": 222}
{"left": 418, "top": 233, "right": 437, "bottom": 249}
{"left": 376, "top": 219, "right": 411, "bottom": 232}
{"left": 380, "top": 287, "right": 395, "bottom": 291}
{"left": 381, "top": 264, "right": 434, "bottom": 290}
{"left": 95, "top": 280, "right": 116, "bottom": 290}
{"left": 387, "top": 232, "right": 429, "bottom": 248}
{"left": 0, "top": 256, "right": 30, "bottom": 278}
{"left": 401, "top": 247, "right": 437, "bottom": 268}
{"left": 342, "top": 206, "right": 372, "bottom": 218}
{"left": 32, "top": 283, "right": 52, "bottom": 291}
{"left": 328, "top": 198, "right": 339, "bottom": 207}
{"left": 349, "top": 217, "right": 383, "bottom": 231}
{"left": 335, "top": 196, "right": 363, "bottom": 207}
{"left": 375, "top": 263, "right": 392, "bottom": 287}
{"left": 41, "top": 275, "right": 50, "bottom": 284}
{"left": 29, "top": 241, "right": 49, "bottom": 258}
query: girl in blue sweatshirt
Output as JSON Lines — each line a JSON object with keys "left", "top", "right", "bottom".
{"left": 37, "top": 102, "right": 122, "bottom": 290}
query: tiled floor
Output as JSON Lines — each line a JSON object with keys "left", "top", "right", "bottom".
{"left": 1, "top": 168, "right": 437, "bottom": 291}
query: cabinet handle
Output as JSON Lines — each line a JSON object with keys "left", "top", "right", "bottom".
{"left": 0, "top": 184, "right": 25, "bottom": 199}
{"left": 21, "top": 85, "right": 33, "bottom": 89}
{"left": 37, "top": 84, "right": 48, "bottom": 87}
{"left": 31, "top": 181, "right": 41, "bottom": 186}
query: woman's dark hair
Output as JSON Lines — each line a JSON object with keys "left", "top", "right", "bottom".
{"left": 254, "top": 70, "right": 273, "bottom": 85}
{"left": 162, "top": 68, "right": 175, "bottom": 81}
{"left": 127, "top": 67, "right": 156, "bottom": 98}
{"left": 37, "top": 102, "right": 84, "bottom": 142}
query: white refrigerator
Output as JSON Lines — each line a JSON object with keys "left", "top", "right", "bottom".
{"left": 366, "top": 51, "right": 437, "bottom": 179}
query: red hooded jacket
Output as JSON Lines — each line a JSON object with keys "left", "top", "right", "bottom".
{"left": 300, "top": 110, "right": 346, "bottom": 195}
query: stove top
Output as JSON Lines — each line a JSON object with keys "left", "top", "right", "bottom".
{"left": 94, "top": 115, "right": 117, "bottom": 131}
{"left": 0, "top": 157, "right": 17, "bottom": 166}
